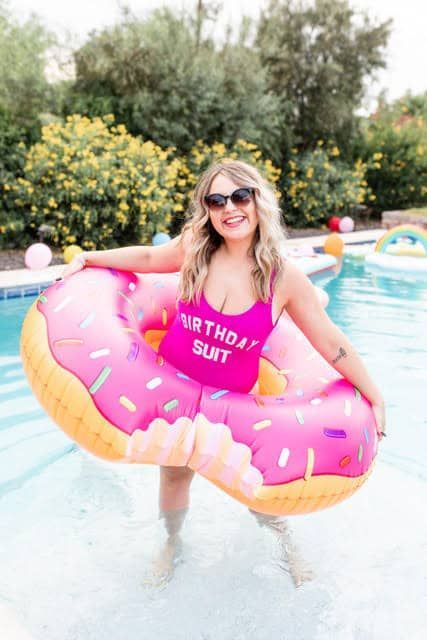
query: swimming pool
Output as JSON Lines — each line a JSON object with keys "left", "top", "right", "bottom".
{"left": 1, "top": 255, "right": 426, "bottom": 640}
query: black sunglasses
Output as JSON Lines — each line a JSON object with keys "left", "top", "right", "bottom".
{"left": 204, "top": 187, "right": 254, "bottom": 210}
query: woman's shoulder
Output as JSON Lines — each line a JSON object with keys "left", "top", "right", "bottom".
{"left": 274, "top": 258, "right": 313, "bottom": 307}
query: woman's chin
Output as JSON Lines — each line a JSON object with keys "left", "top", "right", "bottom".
{"left": 220, "top": 226, "right": 256, "bottom": 243}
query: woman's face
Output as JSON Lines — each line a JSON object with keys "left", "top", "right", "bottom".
{"left": 205, "top": 173, "right": 259, "bottom": 243}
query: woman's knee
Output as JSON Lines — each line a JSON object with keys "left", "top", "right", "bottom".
{"left": 160, "top": 466, "right": 194, "bottom": 485}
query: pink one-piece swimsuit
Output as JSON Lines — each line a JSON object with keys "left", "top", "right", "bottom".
{"left": 158, "top": 276, "right": 276, "bottom": 393}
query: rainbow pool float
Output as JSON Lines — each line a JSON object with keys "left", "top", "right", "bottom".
{"left": 20, "top": 268, "right": 378, "bottom": 516}
{"left": 365, "top": 225, "right": 427, "bottom": 274}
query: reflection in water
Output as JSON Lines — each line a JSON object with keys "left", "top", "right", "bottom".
{"left": 249, "top": 510, "right": 314, "bottom": 588}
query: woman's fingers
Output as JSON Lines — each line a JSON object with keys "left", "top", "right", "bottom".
{"left": 372, "top": 404, "right": 386, "bottom": 440}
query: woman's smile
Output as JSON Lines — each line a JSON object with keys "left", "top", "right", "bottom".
{"left": 222, "top": 215, "right": 247, "bottom": 228}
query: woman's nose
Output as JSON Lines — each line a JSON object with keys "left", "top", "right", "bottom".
{"left": 223, "top": 197, "right": 238, "bottom": 213}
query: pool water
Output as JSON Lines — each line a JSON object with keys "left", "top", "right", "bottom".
{"left": 1, "top": 256, "right": 426, "bottom": 640}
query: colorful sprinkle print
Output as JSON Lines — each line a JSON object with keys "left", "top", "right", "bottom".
{"left": 304, "top": 448, "right": 314, "bottom": 480}
{"left": 176, "top": 372, "right": 190, "bottom": 380}
{"left": 117, "top": 290, "right": 134, "bottom": 306}
{"left": 354, "top": 387, "right": 362, "bottom": 401}
{"left": 344, "top": 399, "right": 352, "bottom": 416}
{"left": 162, "top": 308, "right": 168, "bottom": 326}
{"left": 128, "top": 282, "right": 136, "bottom": 291}
{"left": 146, "top": 376, "right": 163, "bottom": 390}
{"left": 295, "top": 409, "right": 305, "bottom": 424}
{"left": 89, "top": 348, "right": 111, "bottom": 359}
{"left": 323, "top": 428, "right": 347, "bottom": 438}
{"left": 38, "top": 295, "right": 48, "bottom": 304}
{"left": 119, "top": 395, "right": 137, "bottom": 412}
{"left": 340, "top": 455, "right": 351, "bottom": 468}
{"left": 89, "top": 366, "right": 112, "bottom": 394}
{"left": 163, "top": 399, "right": 179, "bottom": 412}
{"left": 358, "top": 444, "right": 363, "bottom": 463}
{"left": 54, "top": 296, "right": 73, "bottom": 313}
{"left": 210, "top": 389, "right": 229, "bottom": 400}
{"left": 55, "top": 339, "right": 84, "bottom": 347}
{"left": 363, "top": 427, "right": 370, "bottom": 443}
{"left": 253, "top": 419, "right": 272, "bottom": 431}
{"left": 278, "top": 447, "right": 290, "bottom": 468}
{"left": 79, "top": 312, "right": 96, "bottom": 329}
{"left": 127, "top": 342, "right": 139, "bottom": 362}
{"left": 254, "top": 396, "right": 265, "bottom": 407}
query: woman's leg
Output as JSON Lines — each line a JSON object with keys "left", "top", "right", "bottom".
{"left": 249, "top": 509, "right": 313, "bottom": 588}
{"left": 159, "top": 466, "right": 195, "bottom": 538}
{"left": 148, "top": 467, "right": 194, "bottom": 585}
{"left": 159, "top": 465, "right": 195, "bottom": 514}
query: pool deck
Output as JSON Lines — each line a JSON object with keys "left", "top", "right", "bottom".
{"left": 0, "top": 228, "right": 384, "bottom": 298}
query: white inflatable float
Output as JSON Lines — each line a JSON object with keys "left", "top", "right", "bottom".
{"left": 365, "top": 225, "right": 427, "bottom": 275}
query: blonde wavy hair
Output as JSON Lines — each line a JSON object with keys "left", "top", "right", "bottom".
{"left": 179, "top": 159, "right": 287, "bottom": 303}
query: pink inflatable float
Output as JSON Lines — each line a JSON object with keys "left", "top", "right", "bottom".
{"left": 20, "top": 268, "right": 378, "bottom": 515}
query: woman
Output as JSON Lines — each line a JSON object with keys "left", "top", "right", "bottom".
{"left": 62, "top": 159, "right": 386, "bottom": 543}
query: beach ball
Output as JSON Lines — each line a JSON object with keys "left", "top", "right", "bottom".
{"left": 63, "top": 245, "right": 83, "bottom": 264}
{"left": 315, "top": 286, "right": 329, "bottom": 308}
{"left": 328, "top": 216, "right": 341, "bottom": 232}
{"left": 24, "top": 243, "right": 52, "bottom": 270}
{"left": 324, "top": 233, "right": 344, "bottom": 257}
{"left": 339, "top": 216, "right": 355, "bottom": 233}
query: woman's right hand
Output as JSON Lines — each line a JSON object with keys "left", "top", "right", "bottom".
{"left": 61, "top": 252, "right": 87, "bottom": 279}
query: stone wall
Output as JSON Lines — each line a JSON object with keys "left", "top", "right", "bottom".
{"left": 382, "top": 210, "right": 427, "bottom": 230}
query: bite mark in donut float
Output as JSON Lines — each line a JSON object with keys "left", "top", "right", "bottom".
{"left": 20, "top": 268, "right": 377, "bottom": 515}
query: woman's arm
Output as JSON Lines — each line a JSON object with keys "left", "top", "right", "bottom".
{"left": 278, "top": 261, "right": 386, "bottom": 433}
{"left": 62, "top": 232, "right": 190, "bottom": 278}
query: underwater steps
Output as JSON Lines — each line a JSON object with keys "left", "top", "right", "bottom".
{"left": 0, "top": 358, "right": 75, "bottom": 499}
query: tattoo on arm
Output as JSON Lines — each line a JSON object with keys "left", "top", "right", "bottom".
{"left": 332, "top": 346, "right": 347, "bottom": 364}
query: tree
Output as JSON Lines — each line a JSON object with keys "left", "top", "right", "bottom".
{"left": 256, "top": 0, "right": 391, "bottom": 156}
{"left": 62, "top": 7, "right": 281, "bottom": 159}
{"left": 0, "top": 1, "right": 54, "bottom": 132}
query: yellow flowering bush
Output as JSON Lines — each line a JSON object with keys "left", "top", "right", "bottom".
{"left": 282, "top": 146, "right": 372, "bottom": 227}
{"left": 184, "top": 139, "right": 281, "bottom": 187}
{"left": 6, "top": 114, "right": 181, "bottom": 249}
{"left": 355, "top": 105, "right": 427, "bottom": 211}
{"left": 3, "top": 115, "right": 283, "bottom": 247}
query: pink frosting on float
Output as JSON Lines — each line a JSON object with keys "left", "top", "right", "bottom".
{"left": 38, "top": 268, "right": 377, "bottom": 486}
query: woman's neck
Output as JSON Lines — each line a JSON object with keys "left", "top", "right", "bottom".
{"left": 219, "top": 237, "right": 254, "bottom": 263}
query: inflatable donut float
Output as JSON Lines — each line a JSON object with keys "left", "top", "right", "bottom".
{"left": 20, "top": 268, "right": 378, "bottom": 515}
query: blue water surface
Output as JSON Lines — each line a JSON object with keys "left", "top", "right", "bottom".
{"left": 0, "top": 255, "right": 426, "bottom": 640}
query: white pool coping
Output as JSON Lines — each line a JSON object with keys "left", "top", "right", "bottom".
{"left": 0, "top": 228, "right": 384, "bottom": 293}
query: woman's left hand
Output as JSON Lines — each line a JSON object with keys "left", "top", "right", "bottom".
{"left": 372, "top": 402, "right": 386, "bottom": 440}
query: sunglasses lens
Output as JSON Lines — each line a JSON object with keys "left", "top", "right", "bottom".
{"left": 205, "top": 194, "right": 226, "bottom": 209}
{"left": 205, "top": 188, "right": 253, "bottom": 209}
{"left": 231, "top": 188, "right": 252, "bottom": 204}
